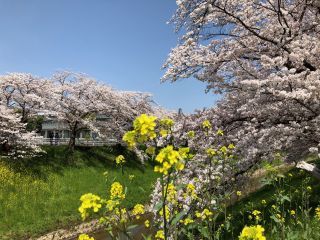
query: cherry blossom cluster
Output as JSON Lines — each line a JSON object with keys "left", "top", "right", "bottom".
{"left": 0, "top": 71, "right": 165, "bottom": 156}
{"left": 162, "top": 0, "right": 320, "bottom": 174}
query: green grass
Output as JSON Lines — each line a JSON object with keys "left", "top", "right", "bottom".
{"left": 225, "top": 160, "right": 320, "bottom": 239}
{"left": 0, "top": 145, "right": 159, "bottom": 239}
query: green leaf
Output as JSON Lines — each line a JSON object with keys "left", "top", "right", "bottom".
{"left": 176, "top": 184, "right": 185, "bottom": 190}
{"left": 281, "top": 195, "right": 291, "bottom": 203}
{"left": 198, "top": 226, "right": 210, "bottom": 238}
{"left": 270, "top": 215, "right": 280, "bottom": 223}
{"left": 139, "top": 186, "right": 146, "bottom": 193}
{"left": 142, "top": 234, "right": 152, "bottom": 240}
{"left": 154, "top": 201, "right": 163, "bottom": 211}
{"left": 171, "top": 211, "right": 186, "bottom": 225}
{"left": 127, "top": 224, "right": 138, "bottom": 230}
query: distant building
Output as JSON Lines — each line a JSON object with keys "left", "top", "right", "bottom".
{"left": 38, "top": 114, "right": 113, "bottom": 145}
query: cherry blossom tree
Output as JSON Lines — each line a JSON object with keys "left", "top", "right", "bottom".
{"left": 0, "top": 90, "right": 41, "bottom": 158}
{"left": 0, "top": 73, "right": 52, "bottom": 157}
{"left": 0, "top": 71, "right": 164, "bottom": 155}
{"left": 163, "top": 0, "right": 319, "bottom": 91}
{"left": 0, "top": 73, "right": 51, "bottom": 123}
{"left": 163, "top": 0, "right": 320, "bottom": 177}
{"left": 49, "top": 72, "right": 157, "bottom": 152}
{"left": 0, "top": 105, "right": 23, "bottom": 149}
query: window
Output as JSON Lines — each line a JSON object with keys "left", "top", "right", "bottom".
{"left": 64, "top": 130, "right": 70, "bottom": 138}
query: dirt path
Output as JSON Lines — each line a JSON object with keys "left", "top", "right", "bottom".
{"left": 34, "top": 220, "right": 102, "bottom": 240}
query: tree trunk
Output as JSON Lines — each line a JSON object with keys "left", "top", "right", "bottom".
{"left": 68, "top": 135, "right": 75, "bottom": 152}
{"left": 68, "top": 123, "right": 78, "bottom": 152}
{"left": 1, "top": 140, "right": 10, "bottom": 153}
{"left": 296, "top": 161, "right": 320, "bottom": 181}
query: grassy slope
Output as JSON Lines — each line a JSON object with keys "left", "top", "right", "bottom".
{"left": 0, "top": 146, "right": 158, "bottom": 239}
{"left": 226, "top": 160, "right": 320, "bottom": 239}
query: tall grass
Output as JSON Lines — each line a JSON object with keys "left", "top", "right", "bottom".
{"left": 224, "top": 161, "right": 320, "bottom": 240}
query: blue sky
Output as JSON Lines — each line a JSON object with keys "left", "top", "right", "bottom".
{"left": 0, "top": 0, "right": 219, "bottom": 113}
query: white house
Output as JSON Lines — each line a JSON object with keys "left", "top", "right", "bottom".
{"left": 37, "top": 114, "right": 116, "bottom": 146}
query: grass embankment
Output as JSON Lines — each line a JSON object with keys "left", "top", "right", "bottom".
{"left": 226, "top": 160, "right": 320, "bottom": 239}
{"left": 0, "top": 146, "right": 158, "bottom": 239}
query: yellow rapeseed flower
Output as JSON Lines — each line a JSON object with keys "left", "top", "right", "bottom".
{"left": 133, "top": 114, "right": 157, "bottom": 141}
{"left": 202, "top": 120, "right": 212, "bottom": 129}
{"left": 180, "top": 217, "right": 194, "bottom": 225}
{"left": 154, "top": 145, "right": 185, "bottom": 175}
{"left": 78, "top": 193, "right": 102, "bottom": 220}
{"left": 185, "top": 183, "right": 197, "bottom": 199}
{"left": 120, "top": 208, "right": 127, "bottom": 223}
{"left": 220, "top": 146, "right": 228, "bottom": 154}
{"left": 167, "top": 183, "right": 177, "bottom": 204}
{"left": 160, "top": 118, "right": 174, "bottom": 128}
{"left": 122, "top": 130, "right": 136, "bottom": 148}
{"left": 123, "top": 114, "right": 158, "bottom": 147}
{"left": 206, "top": 148, "right": 217, "bottom": 157}
{"left": 146, "top": 146, "right": 156, "bottom": 155}
{"left": 187, "top": 130, "right": 195, "bottom": 138}
{"left": 276, "top": 214, "right": 285, "bottom": 222}
{"left": 187, "top": 183, "right": 195, "bottom": 192}
{"left": 159, "top": 206, "right": 170, "bottom": 219}
{"left": 78, "top": 233, "right": 94, "bottom": 240}
{"left": 195, "top": 209, "right": 213, "bottom": 220}
{"left": 115, "top": 155, "right": 125, "bottom": 165}
{"left": 179, "top": 147, "right": 190, "bottom": 159}
{"left": 106, "top": 199, "right": 119, "bottom": 211}
{"left": 217, "top": 129, "right": 224, "bottom": 136}
{"left": 236, "top": 191, "right": 242, "bottom": 197}
{"left": 315, "top": 207, "right": 320, "bottom": 220}
{"left": 228, "top": 143, "right": 235, "bottom": 149}
{"left": 239, "top": 225, "right": 266, "bottom": 240}
{"left": 110, "top": 182, "right": 125, "bottom": 200}
{"left": 252, "top": 210, "right": 261, "bottom": 216}
{"left": 252, "top": 210, "right": 262, "bottom": 221}
{"left": 158, "top": 118, "right": 174, "bottom": 137}
{"left": 144, "top": 219, "right": 150, "bottom": 228}
{"left": 160, "top": 129, "right": 168, "bottom": 137}
{"left": 203, "top": 209, "right": 213, "bottom": 218}
{"left": 155, "top": 230, "right": 165, "bottom": 240}
{"left": 132, "top": 204, "right": 145, "bottom": 219}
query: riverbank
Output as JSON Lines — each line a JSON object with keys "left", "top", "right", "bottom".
{"left": 0, "top": 146, "right": 158, "bottom": 239}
